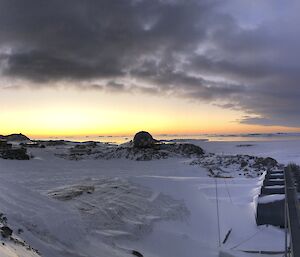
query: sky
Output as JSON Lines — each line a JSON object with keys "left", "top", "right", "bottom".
{"left": 1, "top": 0, "right": 300, "bottom": 137}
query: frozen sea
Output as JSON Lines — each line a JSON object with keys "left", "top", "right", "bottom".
{"left": 33, "top": 132, "right": 300, "bottom": 144}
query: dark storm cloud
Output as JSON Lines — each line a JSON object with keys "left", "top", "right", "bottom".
{"left": 0, "top": 0, "right": 300, "bottom": 127}
{"left": 0, "top": 0, "right": 211, "bottom": 81}
{"left": 2, "top": 50, "right": 124, "bottom": 81}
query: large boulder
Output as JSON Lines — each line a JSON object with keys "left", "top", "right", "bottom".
{"left": 1, "top": 226, "right": 13, "bottom": 238}
{"left": 133, "top": 131, "right": 157, "bottom": 148}
{"left": 254, "top": 157, "right": 278, "bottom": 168}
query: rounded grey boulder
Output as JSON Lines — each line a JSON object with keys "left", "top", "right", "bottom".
{"left": 1, "top": 226, "right": 13, "bottom": 238}
{"left": 133, "top": 131, "right": 156, "bottom": 148}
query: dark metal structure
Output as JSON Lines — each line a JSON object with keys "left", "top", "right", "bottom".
{"left": 256, "top": 169, "right": 285, "bottom": 227}
{"left": 284, "top": 167, "right": 300, "bottom": 257}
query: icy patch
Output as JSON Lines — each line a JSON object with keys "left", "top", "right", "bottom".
{"left": 48, "top": 178, "right": 190, "bottom": 240}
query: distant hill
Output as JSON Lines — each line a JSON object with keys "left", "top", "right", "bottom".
{"left": 0, "top": 133, "right": 30, "bottom": 141}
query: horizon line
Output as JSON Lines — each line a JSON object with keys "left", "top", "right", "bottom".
{"left": 21, "top": 131, "right": 300, "bottom": 139}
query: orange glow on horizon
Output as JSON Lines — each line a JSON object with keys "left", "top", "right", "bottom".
{"left": 3, "top": 123, "right": 300, "bottom": 139}
{"left": 1, "top": 87, "right": 300, "bottom": 138}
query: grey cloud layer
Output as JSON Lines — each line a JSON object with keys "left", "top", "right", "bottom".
{"left": 0, "top": 0, "right": 299, "bottom": 127}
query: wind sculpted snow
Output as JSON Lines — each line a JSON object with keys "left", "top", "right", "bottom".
{"left": 0, "top": 139, "right": 292, "bottom": 257}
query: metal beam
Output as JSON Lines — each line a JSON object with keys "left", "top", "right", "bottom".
{"left": 284, "top": 167, "right": 300, "bottom": 257}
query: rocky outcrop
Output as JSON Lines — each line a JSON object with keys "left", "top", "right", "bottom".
{"left": 0, "top": 140, "right": 12, "bottom": 150}
{"left": 32, "top": 140, "right": 67, "bottom": 146}
{"left": 60, "top": 131, "right": 204, "bottom": 161}
{"left": 0, "top": 133, "right": 30, "bottom": 142}
{"left": 163, "top": 143, "right": 204, "bottom": 156}
{"left": 0, "top": 213, "right": 40, "bottom": 255}
{"left": 191, "top": 154, "right": 282, "bottom": 178}
{"left": 253, "top": 157, "right": 278, "bottom": 169}
{"left": 0, "top": 226, "right": 13, "bottom": 238}
{"left": 0, "top": 148, "right": 30, "bottom": 160}
{"left": 64, "top": 142, "right": 204, "bottom": 161}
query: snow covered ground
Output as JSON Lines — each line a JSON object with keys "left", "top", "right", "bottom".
{"left": 0, "top": 138, "right": 297, "bottom": 257}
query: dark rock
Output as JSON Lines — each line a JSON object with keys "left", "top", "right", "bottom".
{"left": 254, "top": 157, "right": 278, "bottom": 168}
{"left": 1, "top": 226, "right": 13, "bottom": 238}
{"left": 0, "top": 140, "right": 12, "bottom": 150}
{"left": 2, "top": 217, "right": 7, "bottom": 224}
{"left": 82, "top": 141, "right": 98, "bottom": 147}
{"left": 126, "top": 142, "right": 204, "bottom": 160}
{"left": 63, "top": 137, "right": 204, "bottom": 161}
{"left": 0, "top": 148, "right": 30, "bottom": 160}
{"left": 236, "top": 144, "right": 253, "bottom": 147}
{"left": 175, "top": 143, "right": 204, "bottom": 156}
{"left": 262, "top": 157, "right": 278, "bottom": 167}
{"left": 132, "top": 250, "right": 143, "bottom": 257}
{"left": 44, "top": 140, "right": 67, "bottom": 146}
{"left": 240, "top": 160, "right": 248, "bottom": 168}
{"left": 133, "top": 131, "right": 156, "bottom": 148}
{"left": 121, "top": 146, "right": 169, "bottom": 161}
{"left": 74, "top": 144, "right": 88, "bottom": 149}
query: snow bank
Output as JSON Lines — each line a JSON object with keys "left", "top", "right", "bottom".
{"left": 0, "top": 139, "right": 289, "bottom": 257}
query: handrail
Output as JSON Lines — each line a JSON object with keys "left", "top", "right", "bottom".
{"left": 284, "top": 167, "right": 300, "bottom": 257}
